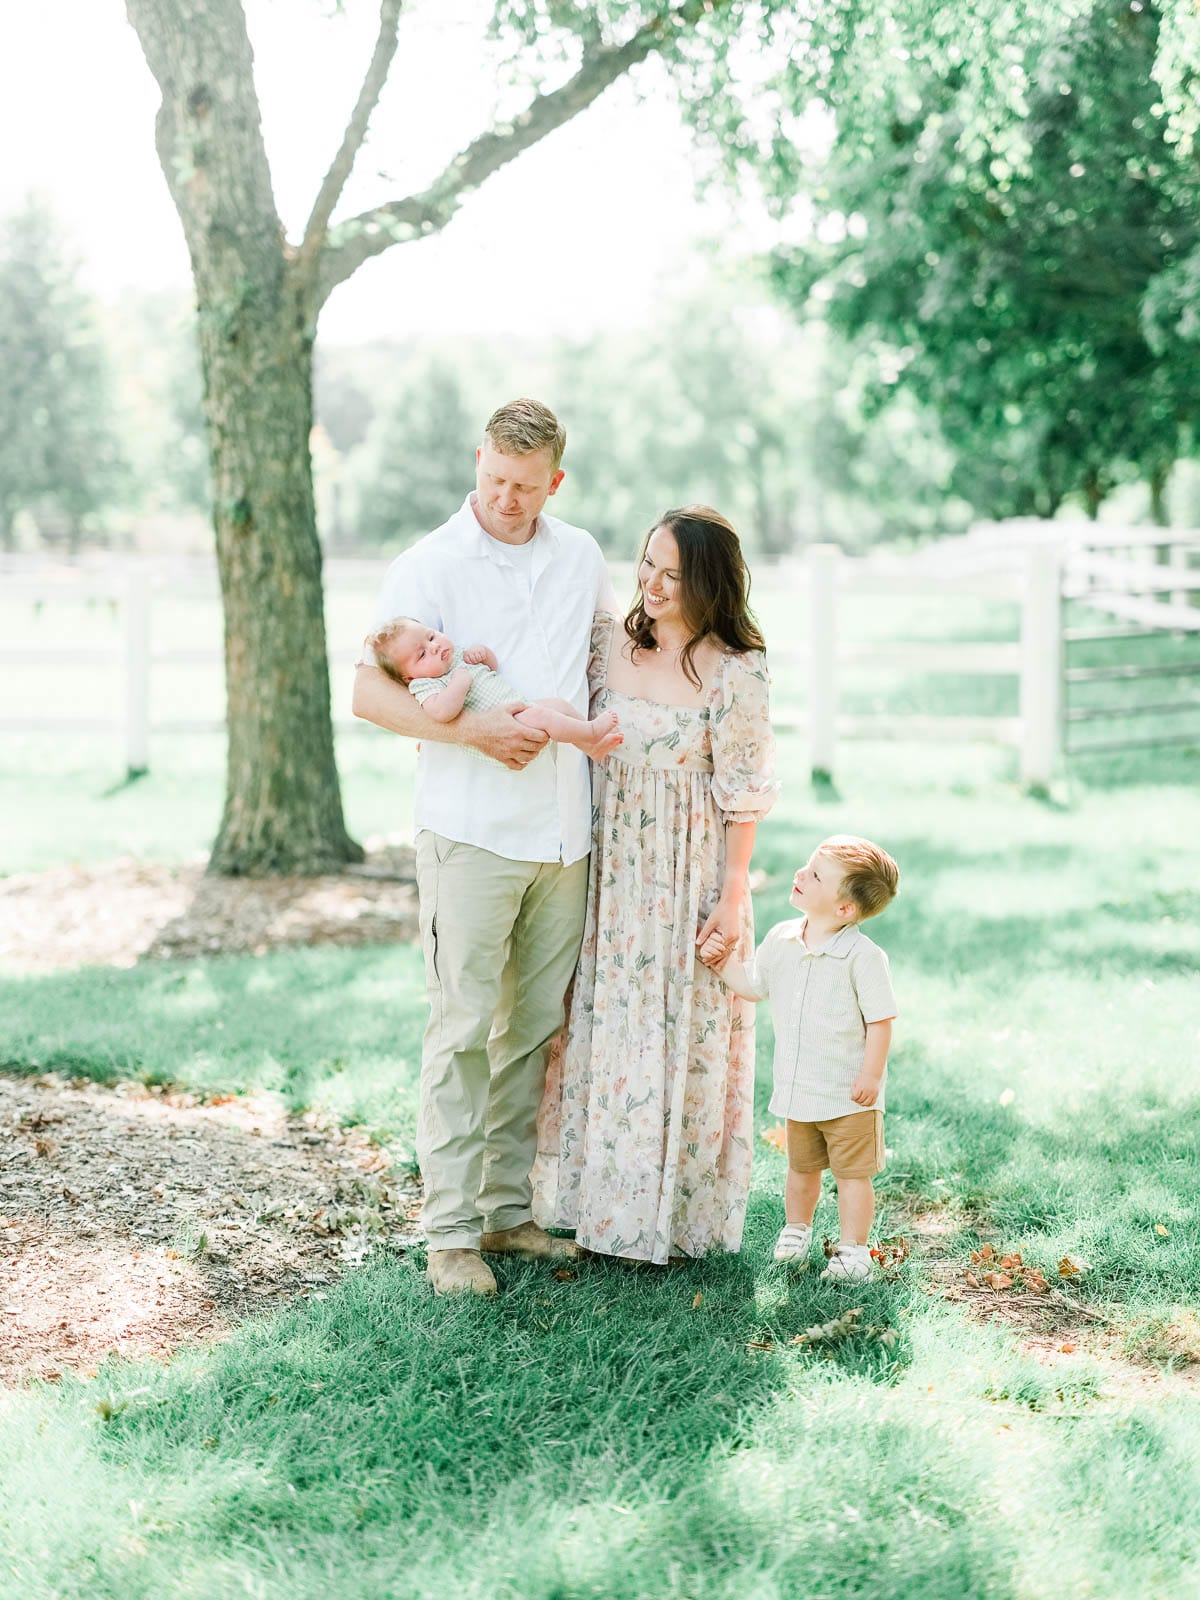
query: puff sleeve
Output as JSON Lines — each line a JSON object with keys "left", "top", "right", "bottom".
{"left": 709, "top": 649, "right": 781, "bottom": 825}
{"left": 587, "top": 612, "right": 617, "bottom": 703}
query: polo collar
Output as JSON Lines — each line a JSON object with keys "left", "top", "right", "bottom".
{"left": 796, "top": 918, "right": 859, "bottom": 959}
{"left": 447, "top": 495, "right": 560, "bottom": 564}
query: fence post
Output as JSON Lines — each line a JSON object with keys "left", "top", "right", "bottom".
{"left": 124, "top": 564, "right": 151, "bottom": 777}
{"left": 1019, "top": 542, "right": 1063, "bottom": 789}
{"left": 807, "top": 543, "right": 838, "bottom": 783}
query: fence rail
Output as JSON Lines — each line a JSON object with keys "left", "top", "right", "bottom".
{"left": 4, "top": 522, "right": 1197, "bottom": 782}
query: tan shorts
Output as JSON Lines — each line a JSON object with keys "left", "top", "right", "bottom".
{"left": 786, "top": 1111, "right": 884, "bottom": 1179}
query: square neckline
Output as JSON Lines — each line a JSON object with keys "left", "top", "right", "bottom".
{"left": 598, "top": 614, "right": 729, "bottom": 713}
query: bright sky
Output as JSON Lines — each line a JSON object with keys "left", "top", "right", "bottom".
{"left": 2, "top": 0, "right": 786, "bottom": 343}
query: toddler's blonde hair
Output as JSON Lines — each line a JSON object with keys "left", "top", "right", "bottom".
{"left": 818, "top": 835, "right": 899, "bottom": 921}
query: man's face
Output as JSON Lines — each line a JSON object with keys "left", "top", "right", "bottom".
{"left": 474, "top": 442, "right": 564, "bottom": 544}
{"left": 389, "top": 625, "right": 455, "bottom": 681}
{"left": 790, "top": 849, "right": 854, "bottom": 921}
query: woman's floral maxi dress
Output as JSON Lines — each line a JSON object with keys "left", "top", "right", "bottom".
{"left": 534, "top": 614, "right": 779, "bottom": 1263}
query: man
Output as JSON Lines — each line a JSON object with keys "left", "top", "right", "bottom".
{"left": 353, "top": 399, "right": 617, "bottom": 1295}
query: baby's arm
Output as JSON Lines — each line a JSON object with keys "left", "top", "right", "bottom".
{"left": 462, "top": 645, "right": 500, "bottom": 672}
{"left": 697, "top": 933, "right": 765, "bottom": 1002}
{"left": 413, "top": 667, "right": 473, "bottom": 724}
{"left": 850, "top": 1019, "right": 893, "bottom": 1107}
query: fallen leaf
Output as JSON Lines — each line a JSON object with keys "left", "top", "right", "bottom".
{"left": 964, "top": 1271, "right": 980, "bottom": 1288}
{"left": 999, "top": 1252, "right": 1023, "bottom": 1270}
{"left": 1059, "top": 1342, "right": 1077, "bottom": 1354}
{"left": 982, "top": 1272, "right": 1013, "bottom": 1291}
{"left": 691, "top": 1292, "right": 704, "bottom": 1309}
{"left": 1058, "top": 1255, "right": 1088, "bottom": 1277}
{"left": 34, "top": 1138, "right": 59, "bottom": 1159}
{"left": 552, "top": 1267, "right": 576, "bottom": 1282}
{"left": 761, "top": 1124, "right": 788, "bottom": 1153}
{"left": 1154, "top": 1223, "right": 1170, "bottom": 1238}
{"left": 1024, "top": 1271, "right": 1050, "bottom": 1294}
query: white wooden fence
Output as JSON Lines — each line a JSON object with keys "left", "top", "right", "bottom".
{"left": 3, "top": 525, "right": 1197, "bottom": 785}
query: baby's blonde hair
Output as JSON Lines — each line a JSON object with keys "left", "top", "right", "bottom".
{"left": 818, "top": 835, "right": 899, "bottom": 921}
{"left": 364, "top": 616, "right": 422, "bottom": 684}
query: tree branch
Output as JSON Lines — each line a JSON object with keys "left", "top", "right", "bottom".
{"left": 317, "top": 0, "right": 728, "bottom": 303}
{"left": 300, "top": 0, "right": 405, "bottom": 264}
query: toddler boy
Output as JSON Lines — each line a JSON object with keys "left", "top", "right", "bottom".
{"left": 364, "top": 615, "right": 623, "bottom": 761}
{"left": 700, "top": 834, "right": 899, "bottom": 1282}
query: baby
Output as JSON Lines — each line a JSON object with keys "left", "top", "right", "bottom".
{"left": 700, "top": 835, "right": 899, "bottom": 1283}
{"left": 365, "top": 616, "right": 623, "bottom": 760}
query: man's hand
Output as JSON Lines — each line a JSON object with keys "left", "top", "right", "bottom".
{"left": 471, "top": 704, "right": 548, "bottom": 770}
{"left": 463, "top": 645, "right": 499, "bottom": 672}
{"left": 849, "top": 1072, "right": 882, "bottom": 1107}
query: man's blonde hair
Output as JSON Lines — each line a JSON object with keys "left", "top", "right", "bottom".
{"left": 819, "top": 835, "right": 899, "bottom": 921}
{"left": 364, "top": 616, "right": 421, "bottom": 684}
{"left": 484, "top": 398, "right": 566, "bottom": 473}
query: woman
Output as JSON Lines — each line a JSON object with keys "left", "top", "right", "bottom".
{"left": 534, "top": 506, "right": 778, "bottom": 1263}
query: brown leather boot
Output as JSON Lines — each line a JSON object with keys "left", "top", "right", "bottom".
{"left": 427, "top": 1248, "right": 497, "bottom": 1296}
{"left": 479, "top": 1221, "right": 578, "bottom": 1261}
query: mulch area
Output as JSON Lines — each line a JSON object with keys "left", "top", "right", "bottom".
{"left": 0, "top": 841, "right": 420, "bottom": 974}
{"left": 0, "top": 844, "right": 424, "bottom": 1385}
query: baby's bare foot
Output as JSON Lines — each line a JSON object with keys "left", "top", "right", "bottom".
{"left": 581, "top": 711, "right": 623, "bottom": 759}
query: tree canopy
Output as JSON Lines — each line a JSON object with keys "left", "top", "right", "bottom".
{"left": 733, "top": 0, "right": 1200, "bottom": 521}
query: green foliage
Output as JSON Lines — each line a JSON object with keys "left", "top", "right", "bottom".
{"left": 0, "top": 197, "right": 128, "bottom": 549}
{"left": 350, "top": 359, "right": 478, "bottom": 549}
{"left": 743, "top": 0, "right": 1200, "bottom": 521}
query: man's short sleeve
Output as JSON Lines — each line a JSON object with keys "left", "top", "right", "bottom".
{"left": 357, "top": 550, "right": 443, "bottom": 668}
{"left": 851, "top": 942, "right": 898, "bottom": 1024}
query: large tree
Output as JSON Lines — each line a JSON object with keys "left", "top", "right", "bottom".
{"left": 761, "top": 0, "right": 1200, "bottom": 523}
{"left": 122, "top": 0, "right": 755, "bottom": 875}
{"left": 0, "top": 198, "right": 125, "bottom": 551}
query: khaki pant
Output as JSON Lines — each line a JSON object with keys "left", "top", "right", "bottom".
{"left": 414, "top": 831, "right": 588, "bottom": 1250}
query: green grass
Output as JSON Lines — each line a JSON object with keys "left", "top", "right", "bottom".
{"left": 3, "top": 589, "right": 1200, "bottom": 1598}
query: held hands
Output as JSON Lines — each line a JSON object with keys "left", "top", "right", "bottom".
{"left": 849, "top": 1072, "right": 882, "bottom": 1107}
{"left": 695, "top": 885, "right": 745, "bottom": 957}
{"left": 698, "top": 931, "right": 731, "bottom": 969}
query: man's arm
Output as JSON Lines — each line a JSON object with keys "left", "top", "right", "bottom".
{"left": 352, "top": 664, "right": 547, "bottom": 769}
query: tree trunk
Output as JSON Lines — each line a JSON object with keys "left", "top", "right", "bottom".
{"left": 200, "top": 284, "right": 362, "bottom": 876}
{"left": 1148, "top": 463, "right": 1170, "bottom": 528}
{"left": 126, "top": 0, "right": 361, "bottom": 875}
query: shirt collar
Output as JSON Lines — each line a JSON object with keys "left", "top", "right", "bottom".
{"left": 444, "top": 495, "right": 560, "bottom": 563}
{"left": 795, "top": 918, "right": 860, "bottom": 959}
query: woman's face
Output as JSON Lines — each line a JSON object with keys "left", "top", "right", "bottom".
{"left": 639, "top": 525, "right": 685, "bottom": 630}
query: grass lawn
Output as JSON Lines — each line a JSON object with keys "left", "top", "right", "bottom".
{"left": 2, "top": 583, "right": 1199, "bottom": 1598}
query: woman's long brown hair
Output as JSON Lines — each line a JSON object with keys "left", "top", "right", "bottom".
{"left": 625, "top": 505, "right": 766, "bottom": 690}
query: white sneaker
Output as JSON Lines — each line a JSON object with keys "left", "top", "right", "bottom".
{"left": 820, "top": 1243, "right": 872, "bottom": 1282}
{"left": 773, "top": 1223, "right": 813, "bottom": 1263}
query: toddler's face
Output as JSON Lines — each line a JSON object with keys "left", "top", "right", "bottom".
{"left": 790, "top": 849, "right": 851, "bottom": 920}
{"left": 390, "top": 625, "right": 455, "bottom": 680}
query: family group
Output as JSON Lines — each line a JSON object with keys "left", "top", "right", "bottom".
{"left": 353, "top": 399, "right": 899, "bottom": 1296}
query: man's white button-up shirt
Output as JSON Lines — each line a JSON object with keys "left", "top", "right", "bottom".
{"left": 365, "top": 496, "right": 617, "bottom": 866}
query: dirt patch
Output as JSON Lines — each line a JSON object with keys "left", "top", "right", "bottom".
{"left": 0, "top": 1072, "right": 421, "bottom": 1385}
{"left": 901, "top": 1206, "right": 1199, "bottom": 1397}
{"left": 0, "top": 841, "right": 420, "bottom": 974}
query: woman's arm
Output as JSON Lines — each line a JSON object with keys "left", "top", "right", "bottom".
{"left": 695, "top": 819, "right": 756, "bottom": 950}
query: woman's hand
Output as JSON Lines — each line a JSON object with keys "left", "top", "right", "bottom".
{"left": 695, "top": 883, "right": 746, "bottom": 954}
